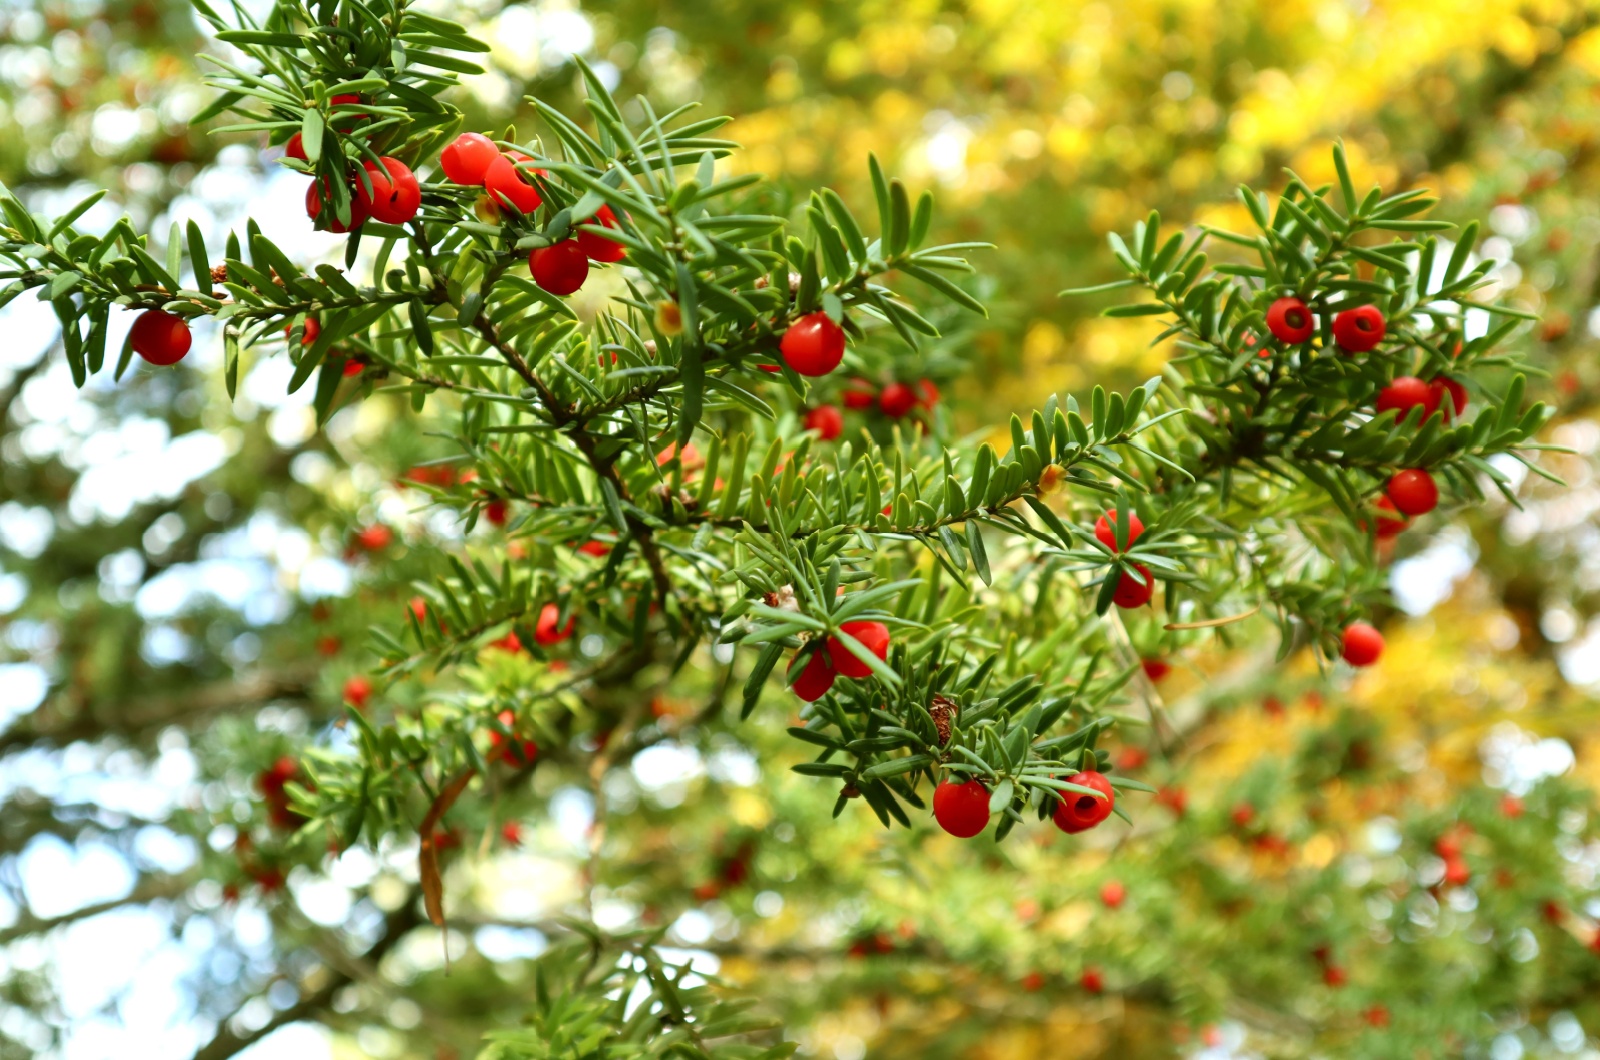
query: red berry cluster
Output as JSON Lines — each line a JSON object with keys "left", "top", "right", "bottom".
{"left": 257, "top": 756, "right": 309, "bottom": 830}
{"left": 487, "top": 708, "right": 538, "bottom": 767}
{"left": 788, "top": 620, "right": 892, "bottom": 701}
{"left": 929, "top": 769, "right": 1117, "bottom": 839}
{"left": 1264, "top": 296, "right": 1387, "bottom": 353}
{"left": 438, "top": 133, "right": 628, "bottom": 296}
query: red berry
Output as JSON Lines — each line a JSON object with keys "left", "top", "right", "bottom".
{"left": 1442, "top": 857, "right": 1470, "bottom": 886}
{"left": 1332, "top": 305, "right": 1386, "bottom": 352}
{"left": 841, "top": 378, "right": 877, "bottom": 409}
{"left": 284, "top": 132, "right": 306, "bottom": 161}
{"left": 490, "top": 631, "right": 523, "bottom": 653}
{"left": 1112, "top": 565, "right": 1154, "bottom": 609}
{"left": 1500, "top": 794, "right": 1525, "bottom": 818}
{"left": 1157, "top": 786, "right": 1188, "bottom": 816}
{"left": 932, "top": 779, "right": 991, "bottom": 838}
{"left": 1265, "top": 296, "right": 1314, "bottom": 343}
{"left": 342, "top": 357, "right": 364, "bottom": 377}
{"left": 440, "top": 132, "right": 499, "bottom": 185}
{"left": 531, "top": 240, "right": 589, "bottom": 296}
{"left": 780, "top": 312, "right": 846, "bottom": 376}
{"left": 285, "top": 317, "right": 320, "bottom": 347}
{"left": 1141, "top": 658, "right": 1170, "bottom": 682}
{"left": 1430, "top": 376, "right": 1468, "bottom": 419}
{"left": 257, "top": 756, "right": 298, "bottom": 793}
{"left": 484, "top": 498, "right": 508, "bottom": 526}
{"left": 1231, "top": 803, "right": 1256, "bottom": 828}
{"left": 1340, "top": 622, "right": 1384, "bottom": 667}
{"left": 577, "top": 541, "right": 611, "bottom": 558}
{"left": 826, "top": 620, "right": 891, "bottom": 679}
{"left": 804, "top": 404, "right": 844, "bottom": 440}
{"left": 1364, "top": 1005, "right": 1390, "bottom": 1029}
{"left": 364, "top": 157, "right": 421, "bottom": 225}
{"left": 1372, "top": 495, "right": 1408, "bottom": 538}
{"left": 915, "top": 378, "right": 941, "bottom": 407}
{"left": 1386, "top": 468, "right": 1438, "bottom": 516}
{"left": 306, "top": 176, "right": 370, "bottom": 232}
{"left": 484, "top": 152, "right": 543, "bottom": 214}
{"left": 534, "top": 602, "right": 575, "bottom": 646}
{"left": 1081, "top": 967, "right": 1105, "bottom": 994}
{"left": 129, "top": 309, "right": 192, "bottom": 366}
{"left": 577, "top": 204, "right": 627, "bottom": 263}
{"left": 788, "top": 648, "right": 836, "bottom": 702}
{"left": 878, "top": 382, "right": 917, "bottom": 418}
{"left": 1094, "top": 511, "right": 1144, "bottom": 551}
{"left": 1323, "top": 965, "right": 1347, "bottom": 988}
{"left": 489, "top": 708, "right": 538, "bottom": 766}
{"left": 316, "top": 635, "right": 340, "bottom": 656}
{"left": 342, "top": 675, "right": 372, "bottom": 709}
{"left": 1375, "top": 375, "right": 1437, "bottom": 419}
{"left": 1052, "top": 770, "right": 1114, "bottom": 833}
{"left": 408, "top": 597, "right": 428, "bottom": 622}
{"left": 327, "top": 94, "right": 364, "bottom": 131}
{"left": 1020, "top": 971, "right": 1044, "bottom": 992}
{"left": 353, "top": 524, "right": 392, "bottom": 552}
{"left": 1100, "top": 880, "right": 1126, "bottom": 908}
{"left": 501, "top": 821, "right": 523, "bottom": 847}
{"left": 1434, "top": 834, "right": 1462, "bottom": 859}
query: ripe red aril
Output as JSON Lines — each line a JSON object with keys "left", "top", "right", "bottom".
{"left": 577, "top": 204, "right": 627, "bottom": 263}
{"left": 534, "top": 602, "right": 575, "bottom": 646}
{"left": 577, "top": 540, "right": 611, "bottom": 558}
{"left": 789, "top": 648, "right": 837, "bottom": 701}
{"left": 878, "top": 382, "right": 917, "bottom": 418}
{"left": 353, "top": 524, "right": 392, "bottom": 551}
{"left": 842, "top": 378, "right": 877, "bottom": 409}
{"left": 1442, "top": 857, "right": 1470, "bottom": 886}
{"left": 1500, "top": 794, "right": 1525, "bottom": 818}
{"left": 306, "top": 176, "right": 370, "bottom": 232}
{"left": 1094, "top": 510, "right": 1144, "bottom": 551}
{"left": 363, "top": 157, "right": 422, "bottom": 225}
{"left": 1332, "top": 305, "right": 1386, "bottom": 352}
{"left": 129, "top": 309, "right": 192, "bottom": 365}
{"left": 440, "top": 132, "right": 499, "bottom": 185}
{"left": 1340, "top": 621, "right": 1384, "bottom": 667}
{"left": 932, "top": 778, "right": 991, "bottom": 838}
{"left": 804, "top": 404, "right": 844, "bottom": 440}
{"left": 342, "top": 675, "right": 372, "bottom": 709}
{"left": 531, "top": 240, "right": 589, "bottom": 295}
{"left": 1265, "top": 296, "right": 1314, "bottom": 344}
{"left": 1430, "top": 376, "right": 1468, "bottom": 419}
{"left": 483, "top": 152, "right": 543, "bottom": 214}
{"left": 284, "top": 132, "right": 306, "bottom": 161}
{"left": 286, "top": 317, "right": 320, "bottom": 347}
{"left": 1372, "top": 495, "right": 1408, "bottom": 538}
{"left": 915, "top": 378, "right": 941, "bottom": 407}
{"left": 1052, "top": 770, "right": 1114, "bottom": 833}
{"left": 1323, "top": 965, "right": 1347, "bottom": 988}
{"left": 826, "top": 620, "right": 891, "bottom": 678}
{"left": 1141, "top": 658, "right": 1170, "bottom": 682}
{"left": 1231, "top": 803, "right": 1256, "bottom": 828}
{"left": 1386, "top": 468, "right": 1438, "bottom": 516}
{"left": 1081, "top": 967, "right": 1105, "bottom": 994}
{"left": 484, "top": 498, "right": 508, "bottom": 526}
{"left": 1113, "top": 565, "right": 1154, "bottom": 609}
{"left": 1375, "top": 375, "right": 1437, "bottom": 419}
{"left": 489, "top": 708, "right": 538, "bottom": 766}
{"left": 1100, "top": 880, "right": 1126, "bottom": 908}
{"left": 780, "top": 312, "right": 846, "bottom": 376}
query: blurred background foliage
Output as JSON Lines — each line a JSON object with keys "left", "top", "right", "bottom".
{"left": 4, "top": 1, "right": 1600, "bottom": 1058}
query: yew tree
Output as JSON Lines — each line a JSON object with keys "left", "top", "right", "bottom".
{"left": 0, "top": 0, "right": 1565, "bottom": 1055}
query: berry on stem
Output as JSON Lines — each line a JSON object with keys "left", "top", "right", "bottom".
{"left": 531, "top": 240, "right": 589, "bottom": 296}
{"left": 1372, "top": 495, "right": 1408, "bottom": 538}
{"left": 878, "top": 382, "right": 917, "bottom": 418}
{"left": 489, "top": 708, "right": 538, "bottom": 766}
{"left": 1081, "top": 968, "right": 1105, "bottom": 994}
{"left": 932, "top": 778, "right": 991, "bottom": 838}
{"left": 1431, "top": 376, "right": 1468, "bottom": 419}
{"left": 342, "top": 675, "right": 372, "bottom": 709}
{"left": 483, "top": 152, "right": 543, "bottom": 214}
{"left": 841, "top": 378, "right": 877, "bottom": 409}
{"left": 129, "top": 309, "right": 192, "bottom": 366}
{"left": 1113, "top": 565, "right": 1154, "bottom": 609}
{"left": 1265, "top": 296, "right": 1314, "bottom": 344}
{"left": 352, "top": 524, "right": 392, "bottom": 552}
{"left": 780, "top": 312, "right": 846, "bottom": 376}
{"left": 1141, "top": 658, "right": 1170, "bottom": 682}
{"left": 1100, "top": 880, "right": 1126, "bottom": 908}
{"left": 363, "top": 157, "right": 421, "bottom": 225}
{"left": 306, "top": 177, "right": 370, "bottom": 232}
{"left": 577, "top": 204, "right": 627, "bottom": 263}
{"left": 440, "top": 132, "right": 499, "bottom": 185}
{"left": 1052, "top": 770, "right": 1115, "bottom": 833}
{"left": 826, "top": 620, "right": 890, "bottom": 678}
{"left": 286, "top": 317, "right": 320, "bottom": 347}
{"left": 804, "top": 405, "right": 844, "bottom": 440}
{"left": 1094, "top": 511, "right": 1144, "bottom": 551}
{"left": 788, "top": 648, "right": 836, "bottom": 702}
{"left": 1386, "top": 468, "right": 1438, "bottom": 516}
{"left": 1332, "top": 305, "right": 1386, "bottom": 352}
{"left": 534, "top": 602, "right": 575, "bottom": 646}
{"left": 1341, "top": 622, "right": 1384, "bottom": 667}
{"left": 1375, "top": 376, "right": 1437, "bottom": 419}
{"left": 915, "top": 378, "right": 941, "bottom": 408}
